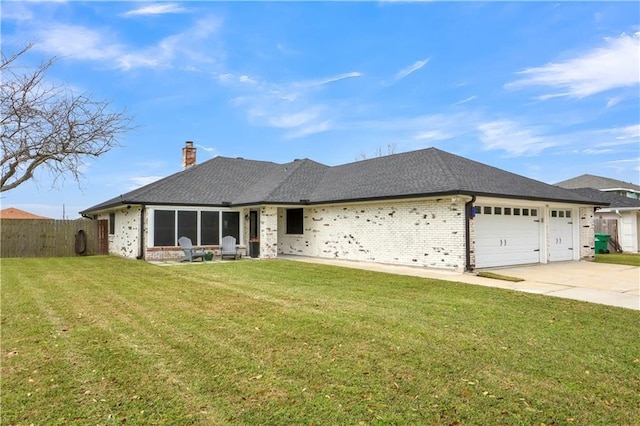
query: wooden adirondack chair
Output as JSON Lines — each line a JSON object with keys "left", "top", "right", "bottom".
{"left": 220, "top": 235, "right": 240, "bottom": 260}
{"left": 178, "top": 236, "right": 206, "bottom": 262}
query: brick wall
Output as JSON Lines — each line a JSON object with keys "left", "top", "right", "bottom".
{"left": 579, "top": 206, "right": 596, "bottom": 261}
{"left": 278, "top": 198, "right": 467, "bottom": 271}
{"left": 260, "top": 206, "right": 278, "bottom": 258}
{"left": 96, "top": 207, "right": 141, "bottom": 259}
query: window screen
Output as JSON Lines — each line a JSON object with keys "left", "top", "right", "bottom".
{"left": 109, "top": 212, "right": 115, "bottom": 234}
{"left": 178, "top": 211, "right": 198, "bottom": 242}
{"left": 154, "top": 210, "right": 176, "bottom": 246}
{"left": 286, "top": 208, "right": 304, "bottom": 234}
{"left": 201, "top": 211, "right": 220, "bottom": 245}
{"left": 222, "top": 211, "right": 240, "bottom": 241}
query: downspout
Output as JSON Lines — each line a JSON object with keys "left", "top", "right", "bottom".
{"left": 136, "top": 205, "right": 146, "bottom": 260}
{"left": 465, "top": 195, "right": 476, "bottom": 272}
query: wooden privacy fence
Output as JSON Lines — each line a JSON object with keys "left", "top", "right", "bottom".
{"left": 1, "top": 219, "right": 108, "bottom": 258}
{"left": 594, "top": 218, "right": 622, "bottom": 253}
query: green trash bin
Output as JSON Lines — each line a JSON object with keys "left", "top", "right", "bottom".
{"left": 594, "top": 233, "right": 611, "bottom": 254}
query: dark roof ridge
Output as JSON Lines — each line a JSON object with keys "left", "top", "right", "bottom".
{"left": 430, "top": 147, "right": 463, "bottom": 189}
{"left": 556, "top": 173, "right": 640, "bottom": 191}
{"left": 261, "top": 158, "right": 330, "bottom": 203}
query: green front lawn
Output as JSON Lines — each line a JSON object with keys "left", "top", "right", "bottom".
{"left": 2, "top": 257, "right": 638, "bottom": 425}
{"left": 595, "top": 252, "right": 640, "bottom": 266}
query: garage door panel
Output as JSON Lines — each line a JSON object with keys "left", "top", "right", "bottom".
{"left": 549, "top": 209, "right": 574, "bottom": 261}
{"left": 474, "top": 207, "right": 540, "bottom": 268}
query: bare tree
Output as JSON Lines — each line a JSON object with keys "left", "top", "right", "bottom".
{"left": 355, "top": 143, "right": 398, "bottom": 161}
{"left": 1, "top": 44, "right": 134, "bottom": 192}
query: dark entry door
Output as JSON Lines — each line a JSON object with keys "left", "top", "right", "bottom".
{"left": 249, "top": 210, "right": 260, "bottom": 258}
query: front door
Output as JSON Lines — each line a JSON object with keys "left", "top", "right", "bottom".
{"left": 249, "top": 210, "right": 260, "bottom": 258}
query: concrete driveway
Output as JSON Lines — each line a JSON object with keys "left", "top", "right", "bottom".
{"left": 480, "top": 262, "right": 639, "bottom": 310}
{"left": 284, "top": 256, "right": 639, "bottom": 310}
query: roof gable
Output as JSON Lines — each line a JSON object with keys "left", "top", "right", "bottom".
{"left": 567, "top": 188, "right": 640, "bottom": 208}
{"left": 556, "top": 174, "right": 640, "bottom": 192}
{"left": 310, "top": 148, "right": 599, "bottom": 204}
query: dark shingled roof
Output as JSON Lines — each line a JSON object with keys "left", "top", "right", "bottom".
{"left": 566, "top": 188, "right": 640, "bottom": 209}
{"left": 81, "top": 148, "right": 606, "bottom": 214}
{"left": 556, "top": 174, "right": 640, "bottom": 192}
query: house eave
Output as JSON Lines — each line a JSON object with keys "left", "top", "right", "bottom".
{"left": 597, "top": 207, "right": 640, "bottom": 213}
{"left": 81, "top": 189, "right": 607, "bottom": 215}
{"left": 470, "top": 191, "right": 609, "bottom": 206}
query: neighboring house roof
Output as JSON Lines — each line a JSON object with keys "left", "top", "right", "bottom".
{"left": 555, "top": 174, "right": 640, "bottom": 193}
{"left": 81, "top": 147, "right": 606, "bottom": 214}
{"left": 0, "top": 207, "right": 51, "bottom": 219}
{"left": 567, "top": 188, "right": 640, "bottom": 209}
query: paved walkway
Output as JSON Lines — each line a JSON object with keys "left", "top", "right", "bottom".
{"left": 281, "top": 256, "right": 640, "bottom": 311}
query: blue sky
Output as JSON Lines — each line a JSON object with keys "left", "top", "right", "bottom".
{"left": 2, "top": 1, "right": 639, "bottom": 219}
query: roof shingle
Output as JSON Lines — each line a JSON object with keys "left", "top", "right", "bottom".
{"left": 81, "top": 147, "right": 605, "bottom": 214}
{"left": 556, "top": 174, "right": 640, "bottom": 192}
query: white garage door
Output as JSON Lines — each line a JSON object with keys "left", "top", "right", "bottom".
{"left": 549, "top": 209, "right": 574, "bottom": 261}
{"left": 474, "top": 205, "right": 541, "bottom": 268}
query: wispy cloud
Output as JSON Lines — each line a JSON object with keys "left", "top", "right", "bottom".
{"left": 477, "top": 120, "right": 557, "bottom": 156}
{"left": 394, "top": 58, "right": 430, "bottom": 81}
{"left": 605, "top": 97, "right": 621, "bottom": 108}
{"left": 285, "top": 121, "right": 332, "bottom": 139}
{"left": 33, "top": 24, "right": 123, "bottom": 61}
{"left": 506, "top": 32, "right": 640, "bottom": 98}
{"left": 413, "top": 130, "right": 454, "bottom": 141}
{"left": 0, "top": 2, "right": 34, "bottom": 21}
{"left": 224, "top": 71, "right": 362, "bottom": 138}
{"left": 591, "top": 124, "right": 640, "bottom": 147}
{"left": 606, "top": 158, "right": 640, "bottom": 175}
{"left": 574, "top": 148, "right": 615, "bottom": 155}
{"left": 195, "top": 144, "right": 216, "bottom": 153}
{"left": 453, "top": 96, "right": 476, "bottom": 106}
{"left": 123, "top": 3, "right": 187, "bottom": 17}
{"left": 31, "top": 17, "right": 221, "bottom": 71}
{"left": 296, "top": 72, "right": 363, "bottom": 88}
{"left": 128, "top": 176, "right": 164, "bottom": 190}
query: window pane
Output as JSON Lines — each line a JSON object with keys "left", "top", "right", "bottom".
{"left": 201, "top": 211, "right": 219, "bottom": 245}
{"left": 178, "top": 211, "right": 198, "bottom": 243}
{"left": 494, "top": 207, "right": 502, "bottom": 215}
{"left": 566, "top": 211, "right": 571, "bottom": 218}
{"left": 286, "top": 208, "right": 304, "bottom": 234}
{"left": 474, "top": 206, "right": 482, "bottom": 214}
{"left": 522, "top": 208, "right": 529, "bottom": 216}
{"left": 483, "top": 206, "right": 492, "bottom": 215}
{"left": 222, "top": 211, "right": 240, "bottom": 241}
{"left": 551, "top": 210, "right": 557, "bottom": 217}
{"left": 513, "top": 208, "right": 520, "bottom": 216}
{"left": 559, "top": 211, "right": 564, "bottom": 218}
{"left": 504, "top": 207, "right": 511, "bottom": 215}
{"left": 531, "top": 209, "right": 537, "bottom": 217}
{"left": 154, "top": 210, "right": 175, "bottom": 246}
{"left": 109, "top": 212, "right": 116, "bottom": 234}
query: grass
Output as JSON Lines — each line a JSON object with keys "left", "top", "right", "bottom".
{"left": 476, "top": 271, "right": 524, "bottom": 282}
{"left": 2, "top": 256, "right": 639, "bottom": 425}
{"left": 595, "top": 252, "right": 640, "bottom": 267}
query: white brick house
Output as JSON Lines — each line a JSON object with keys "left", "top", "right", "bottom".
{"left": 82, "top": 142, "right": 606, "bottom": 271}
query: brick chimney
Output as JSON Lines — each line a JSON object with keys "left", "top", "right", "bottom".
{"left": 182, "top": 141, "right": 196, "bottom": 169}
